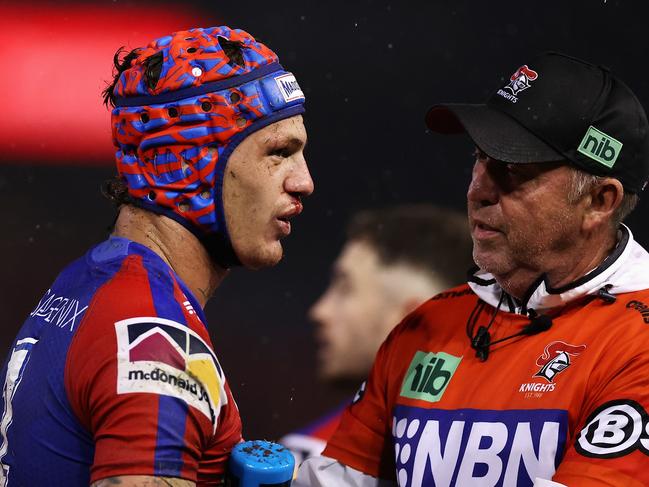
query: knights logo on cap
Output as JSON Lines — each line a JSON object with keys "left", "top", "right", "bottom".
{"left": 505, "top": 65, "right": 539, "bottom": 95}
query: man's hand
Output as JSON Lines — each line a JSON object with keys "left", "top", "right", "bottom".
{"left": 91, "top": 476, "right": 195, "bottom": 486}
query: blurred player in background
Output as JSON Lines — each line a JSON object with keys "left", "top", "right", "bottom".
{"left": 281, "top": 205, "right": 473, "bottom": 463}
{"left": 0, "top": 26, "right": 312, "bottom": 486}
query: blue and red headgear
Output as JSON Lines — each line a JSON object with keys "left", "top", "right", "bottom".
{"left": 110, "top": 26, "right": 306, "bottom": 266}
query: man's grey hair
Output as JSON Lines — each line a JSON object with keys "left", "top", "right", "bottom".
{"left": 567, "top": 167, "right": 639, "bottom": 227}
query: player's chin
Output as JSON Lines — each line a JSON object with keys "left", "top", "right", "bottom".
{"left": 317, "top": 362, "right": 340, "bottom": 382}
{"left": 239, "top": 241, "right": 284, "bottom": 270}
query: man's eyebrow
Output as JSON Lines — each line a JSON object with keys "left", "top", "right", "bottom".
{"left": 286, "top": 136, "right": 306, "bottom": 149}
{"left": 267, "top": 135, "right": 306, "bottom": 148}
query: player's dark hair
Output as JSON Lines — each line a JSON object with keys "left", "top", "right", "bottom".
{"left": 347, "top": 205, "right": 474, "bottom": 287}
{"left": 101, "top": 176, "right": 132, "bottom": 208}
{"left": 100, "top": 47, "right": 147, "bottom": 211}
{"left": 102, "top": 47, "right": 141, "bottom": 108}
{"left": 101, "top": 37, "right": 246, "bottom": 108}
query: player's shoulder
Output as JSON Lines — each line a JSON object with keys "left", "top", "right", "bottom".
{"left": 87, "top": 237, "right": 169, "bottom": 284}
{"left": 409, "top": 283, "right": 475, "bottom": 322}
{"left": 71, "top": 237, "right": 202, "bottom": 340}
{"left": 87, "top": 237, "right": 181, "bottom": 309}
{"left": 383, "top": 283, "right": 475, "bottom": 347}
{"left": 426, "top": 283, "right": 476, "bottom": 306}
{"left": 610, "top": 288, "right": 649, "bottom": 328}
{"left": 586, "top": 288, "right": 649, "bottom": 352}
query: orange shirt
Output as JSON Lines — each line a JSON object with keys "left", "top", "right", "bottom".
{"left": 324, "top": 283, "right": 649, "bottom": 486}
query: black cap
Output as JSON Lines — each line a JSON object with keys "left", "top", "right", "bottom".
{"left": 426, "top": 52, "right": 649, "bottom": 194}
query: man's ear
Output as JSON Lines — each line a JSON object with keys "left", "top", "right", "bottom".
{"left": 582, "top": 178, "right": 624, "bottom": 232}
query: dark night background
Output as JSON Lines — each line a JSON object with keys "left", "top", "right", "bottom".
{"left": 2, "top": 0, "right": 649, "bottom": 440}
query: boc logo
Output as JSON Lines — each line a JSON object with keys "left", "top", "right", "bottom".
{"left": 576, "top": 399, "right": 649, "bottom": 458}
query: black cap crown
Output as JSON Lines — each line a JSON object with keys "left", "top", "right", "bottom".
{"left": 427, "top": 52, "right": 649, "bottom": 194}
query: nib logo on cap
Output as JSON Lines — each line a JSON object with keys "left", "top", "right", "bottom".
{"left": 505, "top": 65, "right": 539, "bottom": 95}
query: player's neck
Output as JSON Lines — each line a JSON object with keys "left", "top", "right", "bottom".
{"left": 112, "top": 205, "right": 228, "bottom": 308}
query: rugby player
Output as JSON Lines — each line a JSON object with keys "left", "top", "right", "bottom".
{"left": 0, "top": 26, "right": 313, "bottom": 486}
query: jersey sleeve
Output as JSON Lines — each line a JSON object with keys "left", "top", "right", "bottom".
{"left": 323, "top": 326, "right": 402, "bottom": 480}
{"left": 553, "top": 341, "right": 649, "bottom": 486}
{"left": 294, "top": 455, "right": 397, "bottom": 487}
{"left": 64, "top": 255, "right": 241, "bottom": 485}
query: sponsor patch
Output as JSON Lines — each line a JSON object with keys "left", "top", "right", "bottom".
{"left": 274, "top": 73, "right": 304, "bottom": 103}
{"left": 625, "top": 299, "right": 649, "bottom": 324}
{"left": 115, "top": 317, "right": 226, "bottom": 430}
{"left": 577, "top": 126, "right": 623, "bottom": 168}
{"left": 576, "top": 399, "right": 649, "bottom": 458}
{"left": 534, "top": 341, "right": 586, "bottom": 383}
{"left": 392, "top": 405, "right": 567, "bottom": 486}
{"left": 505, "top": 64, "right": 538, "bottom": 95}
{"left": 497, "top": 64, "right": 538, "bottom": 103}
{"left": 518, "top": 341, "right": 585, "bottom": 398}
{"left": 400, "top": 351, "right": 461, "bottom": 403}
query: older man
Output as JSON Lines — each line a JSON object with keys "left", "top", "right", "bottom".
{"left": 296, "top": 52, "right": 649, "bottom": 486}
{"left": 0, "top": 26, "right": 313, "bottom": 486}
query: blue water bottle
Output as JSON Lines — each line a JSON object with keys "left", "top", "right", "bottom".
{"left": 226, "top": 440, "right": 295, "bottom": 487}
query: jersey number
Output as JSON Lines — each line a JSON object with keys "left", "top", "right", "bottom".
{"left": 0, "top": 338, "right": 39, "bottom": 485}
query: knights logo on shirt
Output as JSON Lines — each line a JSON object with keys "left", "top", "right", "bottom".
{"left": 115, "top": 316, "right": 227, "bottom": 431}
{"left": 534, "top": 341, "right": 586, "bottom": 383}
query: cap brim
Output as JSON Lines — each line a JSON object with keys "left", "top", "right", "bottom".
{"left": 425, "top": 104, "right": 564, "bottom": 163}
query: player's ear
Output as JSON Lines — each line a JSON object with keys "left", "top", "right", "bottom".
{"left": 582, "top": 177, "right": 623, "bottom": 232}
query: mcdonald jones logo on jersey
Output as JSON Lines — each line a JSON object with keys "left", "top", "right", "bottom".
{"left": 115, "top": 316, "right": 227, "bottom": 430}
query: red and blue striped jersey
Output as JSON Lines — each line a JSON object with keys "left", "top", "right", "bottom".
{"left": 0, "top": 237, "right": 241, "bottom": 485}
{"left": 280, "top": 403, "right": 347, "bottom": 465}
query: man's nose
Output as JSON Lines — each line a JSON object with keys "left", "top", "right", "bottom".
{"left": 308, "top": 291, "right": 331, "bottom": 325}
{"left": 286, "top": 155, "right": 314, "bottom": 197}
{"left": 467, "top": 159, "right": 499, "bottom": 207}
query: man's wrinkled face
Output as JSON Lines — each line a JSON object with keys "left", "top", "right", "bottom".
{"left": 223, "top": 115, "right": 313, "bottom": 269}
{"left": 467, "top": 149, "right": 583, "bottom": 283}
